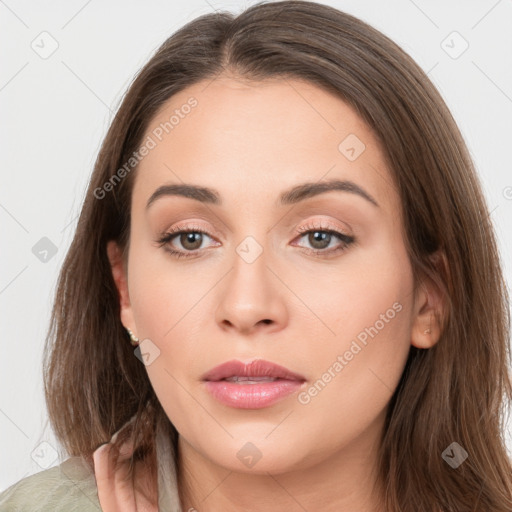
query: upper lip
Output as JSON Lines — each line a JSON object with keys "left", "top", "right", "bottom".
{"left": 202, "top": 359, "right": 306, "bottom": 382}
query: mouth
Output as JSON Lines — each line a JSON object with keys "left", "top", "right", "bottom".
{"left": 202, "top": 359, "right": 306, "bottom": 409}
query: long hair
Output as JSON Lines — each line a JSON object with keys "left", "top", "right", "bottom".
{"left": 43, "top": 1, "right": 512, "bottom": 510}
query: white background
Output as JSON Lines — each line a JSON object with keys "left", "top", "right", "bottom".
{"left": 1, "top": 0, "right": 511, "bottom": 491}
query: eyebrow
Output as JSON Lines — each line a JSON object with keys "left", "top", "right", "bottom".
{"left": 145, "top": 179, "right": 379, "bottom": 209}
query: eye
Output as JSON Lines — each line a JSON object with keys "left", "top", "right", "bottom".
{"left": 292, "top": 222, "right": 355, "bottom": 256}
{"left": 156, "top": 224, "right": 219, "bottom": 259}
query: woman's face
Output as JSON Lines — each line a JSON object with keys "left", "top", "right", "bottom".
{"left": 108, "top": 75, "right": 435, "bottom": 474}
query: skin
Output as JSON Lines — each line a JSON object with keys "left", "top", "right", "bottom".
{"left": 107, "top": 74, "right": 444, "bottom": 512}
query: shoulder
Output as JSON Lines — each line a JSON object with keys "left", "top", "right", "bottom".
{"left": 0, "top": 456, "right": 101, "bottom": 511}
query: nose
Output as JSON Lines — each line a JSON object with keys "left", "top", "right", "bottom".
{"left": 214, "top": 243, "right": 288, "bottom": 336}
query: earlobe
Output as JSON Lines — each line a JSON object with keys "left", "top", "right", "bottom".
{"left": 106, "top": 240, "right": 137, "bottom": 336}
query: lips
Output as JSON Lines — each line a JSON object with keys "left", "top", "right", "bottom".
{"left": 201, "top": 359, "right": 306, "bottom": 383}
{"left": 201, "top": 359, "right": 306, "bottom": 409}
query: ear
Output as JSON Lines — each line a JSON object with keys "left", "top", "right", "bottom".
{"left": 410, "top": 250, "right": 449, "bottom": 349}
{"left": 106, "top": 240, "right": 137, "bottom": 337}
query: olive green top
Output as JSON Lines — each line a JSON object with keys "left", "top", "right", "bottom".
{"left": 0, "top": 416, "right": 182, "bottom": 511}
{"left": 0, "top": 456, "right": 102, "bottom": 511}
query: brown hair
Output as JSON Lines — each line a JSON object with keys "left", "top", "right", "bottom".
{"left": 43, "top": 1, "right": 512, "bottom": 509}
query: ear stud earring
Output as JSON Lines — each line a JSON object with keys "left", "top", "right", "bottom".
{"left": 424, "top": 314, "right": 432, "bottom": 335}
{"left": 125, "top": 327, "right": 140, "bottom": 346}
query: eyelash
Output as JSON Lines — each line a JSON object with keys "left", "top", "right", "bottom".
{"left": 155, "top": 222, "right": 355, "bottom": 260}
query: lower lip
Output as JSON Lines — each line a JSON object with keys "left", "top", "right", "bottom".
{"left": 203, "top": 379, "right": 304, "bottom": 409}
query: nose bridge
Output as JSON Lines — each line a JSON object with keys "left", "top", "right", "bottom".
{"left": 229, "top": 232, "right": 273, "bottom": 309}
{"left": 214, "top": 230, "right": 288, "bottom": 334}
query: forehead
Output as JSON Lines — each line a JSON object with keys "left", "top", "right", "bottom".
{"left": 132, "top": 75, "right": 397, "bottom": 216}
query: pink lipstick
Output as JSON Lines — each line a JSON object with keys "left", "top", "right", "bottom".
{"left": 202, "top": 359, "right": 306, "bottom": 409}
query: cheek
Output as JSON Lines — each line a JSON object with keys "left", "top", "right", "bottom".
{"left": 126, "top": 243, "right": 224, "bottom": 400}
{"left": 291, "top": 244, "right": 414, "bottom": 441}
{"left": 126, "top": 249, "right": 214, "bottom": 436}
{"left": 127, "top": 240, "right": 214, "bottom": 341}
{"left": 290, "top": 234, "right": 414, "bottom": 353}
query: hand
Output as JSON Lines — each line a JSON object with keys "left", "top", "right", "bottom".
{"left": 93, "top": 431, "right": 158, "bottom": 511}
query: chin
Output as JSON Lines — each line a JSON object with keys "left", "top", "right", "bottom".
{"left": 192, "top": 434, "right": 319, "bottom": 475}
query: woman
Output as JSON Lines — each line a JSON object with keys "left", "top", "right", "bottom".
{"left": 1, "top": 1, "right": 510, "bottom": 510}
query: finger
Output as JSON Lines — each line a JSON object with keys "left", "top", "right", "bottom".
{"left": 93, "top": 437, "right": 137, "bottom": 511}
